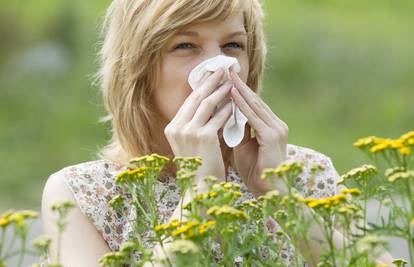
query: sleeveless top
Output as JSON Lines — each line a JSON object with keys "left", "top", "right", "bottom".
{"left": 40, "top": 143, "right": 345, "bottom": 266}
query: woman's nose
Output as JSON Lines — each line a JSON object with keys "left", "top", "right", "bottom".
{"left": 200, "top": 49, "right": 226, "bottom": 63}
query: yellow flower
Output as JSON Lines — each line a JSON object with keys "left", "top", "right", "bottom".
{"left": 232, "top": 191, "right": 243, "bottom": 198}
{"left": 338, "top": 204, "right": 359, "bottom": 215}
{"left": 0, "top": 209, "right": 15, "bottom": 228}
{"left": 260, "top": 162, "right": 304, "bottom": 179}
{"left": 240, "top": 200, "right": 259, "bottom": 209}
{"left": 169, "top": 239, "right": 199, "bottom": 254}
{"left": 307, "top": 200, "right": 322, "bottom": 208}
{"left": 171, "top": 221, "right": 200, "bottom": 237}
{"left": 173, "top": 156, "right": 203, "bottom": 171}
{"left": 199, "top": 220, "right": 216, "bottom": 235}
{"left": 191, "top": 190, "right": 220, "bottom": 203}
{"left": 50, "top": 200, "right": 76, "bottom": 213}
{"left": 400, "top": 146, "right": 411, "bottom": 156}
{"left": 32, "top": 235, "right": 52, "bottom": 250}
{"left": 410, "top": 218, "right": 414, "bottom": 226}
{"left": 400, "top": 131, "right": 414, "bottom": 141}
{"left": 370, "top": 139, "right": 393, "bottom": 153}
{"left": 291, "top": 192, "right": 306, "bottom": 203}
{"left": 9, "top": 212, "right": 25, "bottom": 228}
{"left": 129, "top": 153, "right": 170, "bottom": 166}
{"left": 353, "top": 136, "right": 381, "bottom": 148}
{"left": 115, "top": 167, "right": 147, "bottom": 184}
{"left": 336, "top": 177, "right": 345, "bottom": 185}
{"left": 385, "top": 166, "right": 406, "bottom": 177}
{"left": 340, "top": 188, "right": 362, "bottom": 196}
{"left": 388, "top": 170, "right": 414, "bottom": 183}
{"left": 4, "top": 210, "right": 39, "bottom": 229}
{"left": 306, "top": 194, "right": 346, "bottom": 209}
{"left": 390, "top": 139, "right": 405, "bottom": 149}
{"left": 170, "top": 219, "right": 182, "bottom": 228}
{"left": 262, "top": 190, "right": 280, "bottom": 201}
{"left": 223, "top": 182, "right": 233, "bottom": 189}
{"left": 154, "top": 223, "right": 170, "bottom": 232}
{"left": 129, "top": 167, "right": 148, "bottom": 179}
{"left": 194, "top": 193, "right": 209, "bottom": 201}
{"left": 207, "top": 205, "right": 248, "bottom": 220}
{"left": 0, "top": 218, "right": 9, "bottom": 228}
{"left": 340, "top": 165, "right": 377, "bottom": 183}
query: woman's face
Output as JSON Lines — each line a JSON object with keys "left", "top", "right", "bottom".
{"left": 154, "top": 12, "right": 249, "bottom": 126}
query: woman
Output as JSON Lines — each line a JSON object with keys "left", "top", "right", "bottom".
{"left": 41, "top": 0, "right": 395, "bottom": 266}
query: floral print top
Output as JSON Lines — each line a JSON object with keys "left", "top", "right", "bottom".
{"left": 40, "top": 143, "right": 346, "bottom": 266}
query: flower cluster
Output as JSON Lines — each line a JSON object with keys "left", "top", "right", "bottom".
{"left": 207, "top": 205, "right": 248, "bottom": 220}
{"left": 0, "top": 201, "right": 74, "bottom": 267}
{"left": 261, "top": 161, "right": 304, "bottom": 180}
{"left": 5, "top": 130, "right": 414, "bottom": 267}
{"left": 306, "top": 188, "right": 361, "bottom": 210}
{"left": 354, "top": 131, "right": 414, "bottom": 156}
{"left": 338, "top": 164, "right": 378, "bottom": 185}
{"left": 0, "top": 209, "right": 38, "bottom": 229}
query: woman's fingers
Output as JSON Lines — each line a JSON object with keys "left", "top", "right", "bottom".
{"left": 174, "top": 68, "right": 225, "bottom": 126}
{"left": 203, "top": 101, "right": 233, "bottom": 132}
{"left": 230, "top": 86, "right": 268, "bottom": 132}
{"left": 230, "top": 70, "right": 287, "bottom": 129}
{"left": 190, "top": 80, "right": 233, "bottom": 128}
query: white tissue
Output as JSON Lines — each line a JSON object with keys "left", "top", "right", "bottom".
{"left": 187, "top": 55, "right": 248, "bottom": 148}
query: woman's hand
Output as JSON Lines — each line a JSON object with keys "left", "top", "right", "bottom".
{"left": 164, "top": 68, "right": 233, "bottom": 191}
{"left": 229, "top": 69, "right": 289, "bottom": 197}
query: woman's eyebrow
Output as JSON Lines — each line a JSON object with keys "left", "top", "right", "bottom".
{"left": 176, "top": 31, "right": 247, "bottom": 38}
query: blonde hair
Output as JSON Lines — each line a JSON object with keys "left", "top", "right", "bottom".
{"left": 94, "top": 0, "right": 268, "bottom": 168}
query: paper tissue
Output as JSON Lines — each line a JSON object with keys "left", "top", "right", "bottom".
{"left": 187, "top": 55, "right": 248, "bottom": 148}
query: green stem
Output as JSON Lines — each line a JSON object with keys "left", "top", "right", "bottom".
{"left": 0, "top": 227, "right": 5, "bottom": 258}
{"left": 405, "top": 180, "right": 414, "bottom": 215}
{"left": 180, "top": 194, "right": 185, "bottom": 222}
{"left": 339, "top": 216, "right": 348, "bottom": 267}
{"left": 381, "top": 151, "right": 394, "bottom": 168}
{"left": 4, "top": 230, "right": 16, "bottom": 259}
{"left": 408, "top": 235, "right": 414, "bottom": 267}
{"left": 326, "top": 220, "right": 337, "bottom": 267}
{"left": 157, "top": 237, "right": 173, "bottom": 267}
{"left": 363, "top": 182, "right": 368, "bottom": 235}
{"left": 391, "top": 149, "right": 403, "bottom": 167}
{"left": 17, "top": 236, "right": 26, "bottom": 267}
{"left": 375, "top": 201, "right": 383, "bottom": 223}
{"left": 57, "top": 221, "right": 62, "bottom": 263}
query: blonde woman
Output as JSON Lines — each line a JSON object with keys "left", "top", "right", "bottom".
{"left": 41, "top": 0, "right": 395, "bottom": 266}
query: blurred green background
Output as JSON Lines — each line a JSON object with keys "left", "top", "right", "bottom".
{"left": 0, "top": 0, "right": 413, "bottom": 210}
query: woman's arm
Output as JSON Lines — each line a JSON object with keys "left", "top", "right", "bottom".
{"left": 41, "top": 173, "right": 111, "bottom": 267}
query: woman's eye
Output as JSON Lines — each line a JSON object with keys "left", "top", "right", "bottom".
{"left": 174, "top": 42, "right": 244, "bottom": 50}
{"left": 174, "top": 43, "right": 194, "bottom": 50}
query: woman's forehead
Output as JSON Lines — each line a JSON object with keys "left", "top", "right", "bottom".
{"left": 178, "top": 13, "right": 245, "bottom": 34}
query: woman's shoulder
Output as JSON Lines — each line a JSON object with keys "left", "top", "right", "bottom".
{"left": 46, "top": 158, "right": 127, "bottom": 205}
{"left": 287, "top": 143, "right": 331, "bottom": 162}
{"left": 47, "top": 158, "right": 126, "bottom": 182}
{"left": 44, "top": 159, "right": 130, "bottom": 250}
{"left": 286, "top": 143, "right": 344, "bottom": 198}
